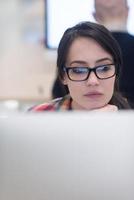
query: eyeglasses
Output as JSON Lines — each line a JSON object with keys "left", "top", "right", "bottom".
{"left": 64, "top": 64, "right": 116, "bottom": 81}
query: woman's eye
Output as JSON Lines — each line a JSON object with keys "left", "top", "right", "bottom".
{"left": 97, "top": 65, "right": 111, "bottom": 72}
{"left": 72, "top": 68, "right": 87, "bottom": 74}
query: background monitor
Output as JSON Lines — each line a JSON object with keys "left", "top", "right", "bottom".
{"left": 45, "top": 0, "right": 134, "bottom": 49}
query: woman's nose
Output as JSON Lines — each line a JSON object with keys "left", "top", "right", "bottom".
{"left": 86, "top": 71, "right": 100, "bottom": 86}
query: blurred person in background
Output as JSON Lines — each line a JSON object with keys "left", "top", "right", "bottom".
{"left": 31, "top": 21, "right": 130, "bottom": 111}
{"left": 93, "top": 0, "right": 134, "bottom": 108}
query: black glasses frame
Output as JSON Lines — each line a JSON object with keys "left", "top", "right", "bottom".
{"left": 64, "top": 64, "right": 116, "bottom": 81}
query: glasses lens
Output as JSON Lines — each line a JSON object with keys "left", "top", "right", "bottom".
{"left": 68, "top": 67, "right": 88, "bottom": 81}
{"left": 96, "top": 64, "right": 115, "bottom": 79}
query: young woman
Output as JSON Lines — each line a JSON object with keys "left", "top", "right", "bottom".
{"left": 31, "top": 21, "right": 130, "bottom": 111}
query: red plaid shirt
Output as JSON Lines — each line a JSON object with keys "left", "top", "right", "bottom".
{"left": 30, "top": 95, "right": 72, "bottom": 111}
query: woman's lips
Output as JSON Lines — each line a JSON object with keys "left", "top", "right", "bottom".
{"left": 84, "top": 92, "right": 103, "bottom": 98}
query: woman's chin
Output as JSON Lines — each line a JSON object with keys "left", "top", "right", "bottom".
{"left": 85, "top": 103, "right": 107, "bottom": 110}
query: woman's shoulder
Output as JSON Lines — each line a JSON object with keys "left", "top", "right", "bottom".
{"left": 29, "top": 95, "right": 71, "bottom": 111}
{"left": 29, "top": 97, "right": 63, "bottom": 111}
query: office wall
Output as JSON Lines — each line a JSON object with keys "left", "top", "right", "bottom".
{"left": 0, "top": 0, "right": 56, "bottom": 102}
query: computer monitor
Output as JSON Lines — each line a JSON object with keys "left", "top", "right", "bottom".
{"left": 0, "top": 112, "right": 134, "bottom": 200}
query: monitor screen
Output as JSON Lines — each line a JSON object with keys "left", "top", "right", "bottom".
{"left": 45, "top": 0, "right": 134, "bottom": 49}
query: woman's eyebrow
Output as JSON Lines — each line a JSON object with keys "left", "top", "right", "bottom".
{"left": 96, "top": 57, "right": 113, "bottom": 63}
{"left": 70, "top": 60, "right": 87, "bottom": 65}
{"left": 69, "top": 58, "right": 113, "bottom": 66}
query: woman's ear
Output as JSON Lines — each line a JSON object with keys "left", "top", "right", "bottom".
{"left": 62, "top": 77, "right": 67, "bottom": 85}
{"left": 61, "top": 74, "right": 68, "bottom": 85}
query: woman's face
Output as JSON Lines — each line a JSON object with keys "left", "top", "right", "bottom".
{"left": 63, "top": 37, "right": 116, "bottom": 110}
